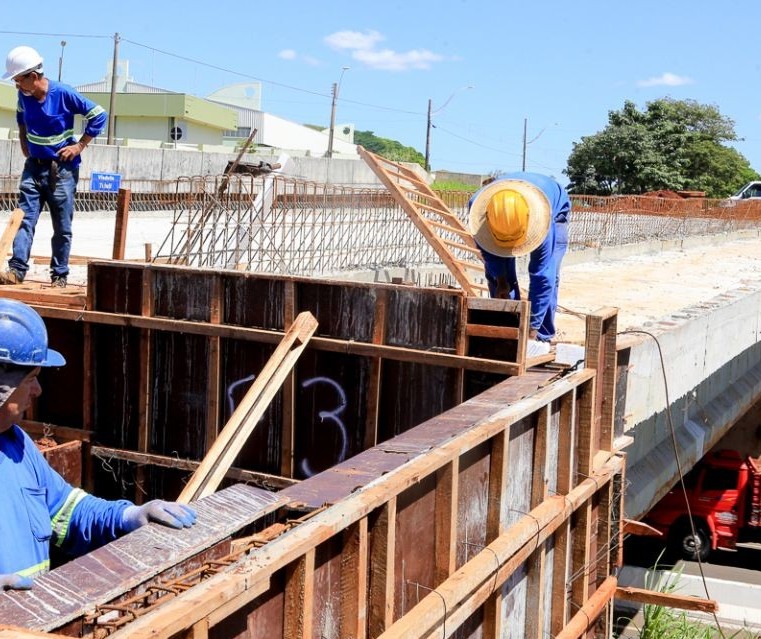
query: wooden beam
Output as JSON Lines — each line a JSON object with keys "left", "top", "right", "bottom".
{"left": 90, "top": 445, "right": 298, "bottom": 489}
{"left": 0, "top": 208, "right": 23, "bottom": 260}
{"left": 205, "top": 275, "right": 222, "bottom": 453}
{"left": 136, "top": 267, "right": 154, "bottom": 504}
{"left": 284, "top": 549, "right": 316, "bottom": 639}
{"left": 369, "top": 498, "right": 397, "bottom": 637}
{"left": 525, "top": 405, "right": 550, "bottom": 639}
{"left": 434, "top": 457, "right": 459, "bottom": 584}
{"left": 341, "top": 518, "right": 369, "bottom": 639}
{"left": 364, "top": 288, "right": 388, "bottom": 450}
{"left": 555, "top": 576, "right": 617, "bottom": 639}
{"left": 622, "top": 518, "right": 662, "bottom": 537}
{"left": 280, "top": 279, "right": 297, "bottom": 477}
{"left": 32, "top": 305, "right": 523, "bottom": 376}
{"left": 615, "top": 586, "right": 718, "bottom": 613}
{"left": 551, "top": 392, "right": 576, "bottom": 635}
{"left": 112, "top": 187, "right": 131, "bottom": 260}
{"left": 483, "top": 429, "right": 509, "bottom": 639}
{"left": 178, "top": 311, "right": 318, "bottom": 503}
{"left": 0, "top": 627, "right": 68, "bottom": 639}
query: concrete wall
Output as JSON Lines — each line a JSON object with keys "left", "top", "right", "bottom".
{"left": 623, "top": 280, "right": 761, "bottom": 518}
{"left": 0, "top": 139, "right": 392, "bottom": 185}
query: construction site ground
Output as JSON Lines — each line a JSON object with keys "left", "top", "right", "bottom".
{"left": 9, "top": 210, "right": 761, "bottom": 350}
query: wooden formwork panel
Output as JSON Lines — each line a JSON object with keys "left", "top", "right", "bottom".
{"left": 73, "top": 261, "right": 527, "bottom": 501}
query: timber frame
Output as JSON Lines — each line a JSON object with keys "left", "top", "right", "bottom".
{"left": 0, "top": 272, "right": 627, "bottom": 637}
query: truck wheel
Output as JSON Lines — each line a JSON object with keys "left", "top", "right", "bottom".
{"left": 672, "top": 521, "right": 711, "bottom": 562}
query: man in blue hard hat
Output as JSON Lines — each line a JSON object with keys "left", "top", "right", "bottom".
{"left": 0, "top": 298, "right": 196, "bottom": 591}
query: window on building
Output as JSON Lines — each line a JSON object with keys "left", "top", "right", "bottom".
{"left": 223, "top": 127, "right": 252, "bottom": 139}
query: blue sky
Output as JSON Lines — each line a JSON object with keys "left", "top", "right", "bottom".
{"left": 2, "top": 0, "right": 759, "bottom": 186}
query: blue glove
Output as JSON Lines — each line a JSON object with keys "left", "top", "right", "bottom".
{"left": 121, "top": 500, "right": 197, "bottom": 533}
{"left": 0, "top": 573, "right": 33, "bottom": 591}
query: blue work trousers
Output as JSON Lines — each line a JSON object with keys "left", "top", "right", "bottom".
{"left": 10, "top": 158, "right": 79, "bottom": 280}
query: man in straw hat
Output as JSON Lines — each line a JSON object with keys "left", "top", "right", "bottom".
{"left": 0, "top": 298, "right": 196, "bottom": 590}
{"left": 469, "top": 172, "right": 571, "bottom": 357}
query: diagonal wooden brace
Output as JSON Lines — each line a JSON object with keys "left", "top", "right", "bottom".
{"left": 178, "top": 311, "right": 318, "bottom": 503}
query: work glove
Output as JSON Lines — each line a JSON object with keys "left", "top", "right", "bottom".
{"left": 0, "top": 573, "right": 33, "bottom": 591}
{"left": 121, "top": 500, "right": 197, "bottom": 533}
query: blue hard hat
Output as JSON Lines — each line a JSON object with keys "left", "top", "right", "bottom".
{"left": 0, "top": 298, "right": 65, "bottom": 367}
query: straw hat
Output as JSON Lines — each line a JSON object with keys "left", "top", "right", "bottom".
{"left": 468, "top": 179, "right": 551, "bottom": 257}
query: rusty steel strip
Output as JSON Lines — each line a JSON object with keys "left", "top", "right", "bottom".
{"left": 81, "top": 508, "right": 326, "bottom": 637}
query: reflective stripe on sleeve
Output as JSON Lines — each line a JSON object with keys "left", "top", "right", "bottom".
{"left": 51, "top": 488, "right": 87, "bottom": 547}
{"left": 17, "top": 559, "right": 50, "bottom": 577}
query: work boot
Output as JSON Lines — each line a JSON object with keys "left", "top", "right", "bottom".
{"left": 0, "top": 269, "right": 23, "bottom": 285}
{"left": 51, "top": 275, "right": 67, "bottom": 288}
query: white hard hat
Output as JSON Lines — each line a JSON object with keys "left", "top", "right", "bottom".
{"left": 2, "top": 46, "right": 44, "bottom": 81}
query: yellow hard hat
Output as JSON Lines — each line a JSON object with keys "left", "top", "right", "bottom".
{"left": 485, "top": 189, "right": 530, "bottom": 247}
{"left": 468, "top": 179, "right": 551, "bottom": 257}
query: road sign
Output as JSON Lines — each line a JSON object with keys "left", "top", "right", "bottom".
{"left": 90, "top": 172, "right": 122, "bottom": 193}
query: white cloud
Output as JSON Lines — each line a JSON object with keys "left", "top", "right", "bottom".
{"left": 324, "top": 30, "right": 384, "bottom": 51}
{"left": 324, "top": 29, "right": 445, "bottom": 71}
{"left": 278, "top": 49, "right": 297, "bottom": 60}
{"left": 636, "top": 72, "right": 693, "bottom": 88}
{"left": 353, "top": 48, "right": 444, "bottom": 71}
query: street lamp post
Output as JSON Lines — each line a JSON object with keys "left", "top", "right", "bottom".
{"left": 424, "top": 85, "right": 473, "bottom": 173}
{"left": 326, "top": 66, "right": 350, "bottom": 158}
{"left": 57, "top": 40, "right": 66, "bottom": 82}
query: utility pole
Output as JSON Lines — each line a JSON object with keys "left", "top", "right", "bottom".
{"left": 57, "top": 40, "right": 66, "bottom": 82}
{"left": 326, "top": 82, "right": 338, "bottom": 158}
{"left": 424, "top": 98, "right": 432, "bottom": 173}
{"left": 521, "top": 117, "right": 527, "bottom": 171}
{"left": 326, "top": 66, "right": 349, "bottom": 158}
{"left": 107, "top": 32, "right": 120, "bottom": 145}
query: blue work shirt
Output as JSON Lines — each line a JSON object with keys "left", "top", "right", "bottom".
{"left": 471, "top": 172, "right": 571, "bottom": 340}
{"left": 0, "top": 425, "right": 132, "bottom": 577}
{"left": 16, "top": 80, "right": 107, "bottom": 166}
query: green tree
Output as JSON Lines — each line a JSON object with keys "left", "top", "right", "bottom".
{"left": 354, "top": 130, "right": 425, "bottom": 166}
{"left": 565, "top": 98, "right": 759, "bottom": 197}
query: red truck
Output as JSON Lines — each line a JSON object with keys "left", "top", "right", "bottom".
{"left": 644, "top": 449, "right": 761, "bottom": 561}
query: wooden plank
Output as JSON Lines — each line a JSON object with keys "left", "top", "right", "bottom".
{"left": 434, "top": 458, "right": 459, "bottom": 584}
{"left": 182, "top": 619, "right": 209, "bottom": 639}
{"left": 0, "top": 208, "right": 23, "bottom": 260}
{"left": 465, "top": 324, "right": 520, "bottom": 340}
{"left": 614, "top": 586, "right": 718, "bottom": 613}
{"left": 341, "top": 518, "right": 369, "bottom": 639}
{"left": 136, "top": 267, "right": 154, "bottom": 504}
{"left": 483, "top": 429, "right": 509, "bottom": 639}
{"left": 112, "top": 187, "right": 131, "bottom": 260}
{"left": 205, "top": 274, "right": 222, "bottom": 453}
{"left": 555, "top": 576, "right": 617, "bottom": 639}
{"left": 551, "top": 392, "right": 576, "bottom": 635}
{"left": 32, "top": 305, "right": 524, "bottom": 376}
{"left": 364, "top": 288, "right": 388, "bottom": 450}
{"left": 90, "top": 445, "right": 298, "bottom": 489}
{"left": 284, "top": 549, "right": 316, "bottom": 639}
{"left": 369, "top": 498, "right": 397, "bottom": 637}
{"left": 0, "top": 485, "right": 285, "bottom": 632}
{"left": 584, "top": 309, "right": 618, "bottom": 453}
{"left": 0, "top": 627, "right": 68, "bottom": 639}
{"left": 178, "top": 311, "right": 318, "bottom": 503}
{"left": 525, "top": 405, "right": 550, "bottom": 639}
{"left": 281, "top": 279, "right": 297, "bottom": 477}
{"left": 571, "top": 378, "right": 596, "bottom": 620}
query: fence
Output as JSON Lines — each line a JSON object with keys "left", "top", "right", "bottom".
{"left": 150, "top": 177, "right": 761, "bottom": 281}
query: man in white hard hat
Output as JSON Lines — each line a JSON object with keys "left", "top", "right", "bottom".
{"left": 469, "top": 172, "right": 571, "bottom": 357}
{"left": 0, "top": 46, "right": 107, "bottom": 288}
{"left": 0, "top": 298, "right": 196, "bottom": 590}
